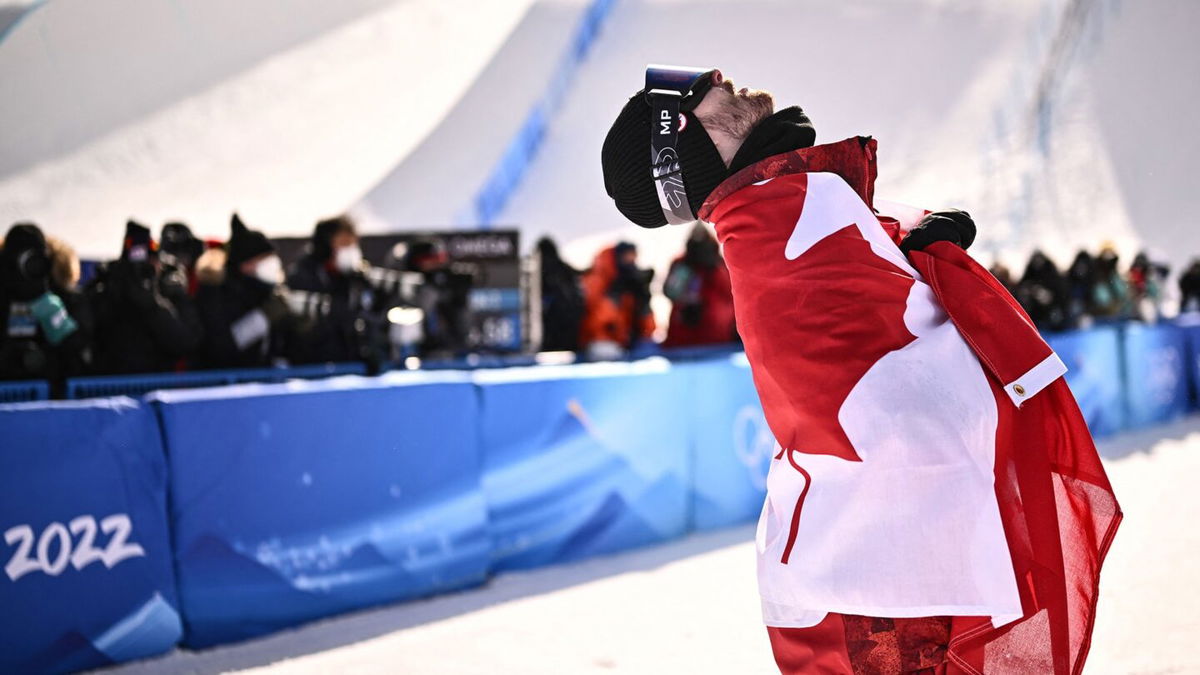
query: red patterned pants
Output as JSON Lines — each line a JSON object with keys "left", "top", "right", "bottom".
{"left": 767, "top": 613, "right": 989, "bottom": 674}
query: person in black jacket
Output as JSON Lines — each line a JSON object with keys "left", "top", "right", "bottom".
{"left": 0, "top": 223, "right": 93, "bottom": 387}
{"left": 86, "top": 220, "right": 202, "bottom": 374}
{"left": 195, "top": 214, "right": 295, "bottom": 369}
{"left": 535, "top": 236, "right": 584, "bottom": 352}
{"left": 285, "top": 215, "right": 399, "bottom": 369}
{"left": 1014, "top": 250, "right": 1069, "bottom": 331}
{"left": 1180, "top": 258, "right": 1200, "bottom": 314}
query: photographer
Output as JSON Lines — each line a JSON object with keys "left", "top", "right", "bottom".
{"left": 0, "top": 223, "right": 93, "bottom": 384}
{"left": 286, "top": 215, "right": 404, "bottom": 370}
{"left": 87, "top": 221, "right": 202, "bottom": 374}
{"left": 404, "top": 238, "right": 475, "bottom": 358}
{"left": 196, "top": 214, "right": 306, "bottom": 369}
{"left": 579, "top": 242, "right": 655, "bottom": 359}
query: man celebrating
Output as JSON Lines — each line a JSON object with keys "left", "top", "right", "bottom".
{"left": 601, "top": 66, "right": 1120, "bottom": 674}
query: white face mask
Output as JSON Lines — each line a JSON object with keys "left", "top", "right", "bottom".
{"left": 334, "top": 245, "right": 363, "bottom": 273}
{"left": 254, "top": 255, "right": 284, "bottom": 285}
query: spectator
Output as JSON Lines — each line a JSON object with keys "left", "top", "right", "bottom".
{"left": 1128, "top": 251, "right": 1169, "bottom": 322}
{"left": 404, "top": 237, "right": 475, "bottom": 357}
{"left": 1091, "top": 245, "right": 1131, "bottom": 319}
{"left": 1180, "top": 258, "right": 1200, "bottom": 314}
{"left": 159, "top": 221, "right": 206, "bottom": 296}
{"left": 1065, "top": 250, "right": 1097, "bottom": 327}
{"left": 0, "top": 223, "right": 92, "bottom": 385}
{"left": 286, "top": 215, "right": 399, "bottom": 369}
{"left": 195, "top": 214, "right": 295, "bottom": 369}
{"left": 86, "top": 221, "right": 202, "bottom": 374}
{"left": 988, "top": 262, "right": 1018, "bottom": 297}
{"left": 1014, "top": 250, "right": 1069, "bottom": 331}
{"left": 662, "top": 223, "right": 737, "bottom": 347}
{"left": 535, "top": 236, "right": 584, "bottom": 352}
{"left": 579, "top": 242, "right": 655, "bottom": 359}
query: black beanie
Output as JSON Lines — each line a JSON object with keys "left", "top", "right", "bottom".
{"left": 601, "top": 91, "right": 728, "bottom": 228}
{"left": 226, "top": 213, "right": 274, "bottom": 270}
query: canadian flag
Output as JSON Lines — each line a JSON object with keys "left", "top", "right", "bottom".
{"left": 698, "top": 137, "right": 1121, "bottom": 674}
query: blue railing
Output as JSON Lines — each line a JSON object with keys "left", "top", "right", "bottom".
{"left": 0, "top": 379, "right": 49, "bottom": 403}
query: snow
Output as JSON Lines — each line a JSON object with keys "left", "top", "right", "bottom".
{"left": 99, "top": 415, "right": 1200, "bottom": 674}
{"left": 0, "top": 0, "right": 536, "bottom": 259}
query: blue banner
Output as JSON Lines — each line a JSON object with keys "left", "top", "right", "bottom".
{"left": 681, "top": 355, "right": 772, "bottom": 530}
{"left": 0, "top": 398, "right": 181, "bottom": 673}
{"left": 1046, "top": 326, "right": 1126, "bottom": 437}
{"left": 1121, "top": 322, "right": 1190, "bottom": 428}
{"left": 475, "top": 360, "right": 689, "bottom": 571}
{"left": 153, "top": 373, "right": 490, "bottom": 647}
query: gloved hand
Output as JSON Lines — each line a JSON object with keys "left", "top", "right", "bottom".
{"left": 261, "top": 287, "right": 291, "bottom": 325}
{"left": 899, "top": 209, "right": 976, "bottom": 255}
{"left": 29, "top": 291, "right": 79, "bottom": 346}
{"left": 110, "top": 260, "right": 161, "bottom": 312}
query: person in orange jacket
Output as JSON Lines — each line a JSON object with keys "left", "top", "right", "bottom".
{"left": 578, "top": 242, "right": 655, "bottom": 358}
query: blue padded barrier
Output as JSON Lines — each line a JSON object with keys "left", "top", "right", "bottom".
{"left": 1046, "top": 326, "right": 1126, "bottom": 437}
{"left": 679, "top": 354, "right": 772, "bottom": 530}
{"left": 1121, "top": 322, "right": 1190, "bottom": 428}
{"left": 0, "top": 398, "right": 182, "bottom": 673}
{"left": 0, "top": 379, "right": 49, "bottom": 403}
{"left": 473, "top": 359, "right": 690, "bottom": 571}
{"left": 66, "top": 362, "right": 367, "bottom": 400}
{"left": 151, "top": 372, "right": 489, "bottom": 647}
{"left": 1178, "top": 317, "right": 1200, "bottom": 408}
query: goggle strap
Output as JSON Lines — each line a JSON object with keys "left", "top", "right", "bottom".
{"left": 648, "top": 90, "right": 694, "bottom": 225}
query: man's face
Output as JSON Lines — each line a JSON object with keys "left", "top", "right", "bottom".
{"left": 331, "top": 229, "right": 358, "bottom": 252}
{"left": 691, "top": 74, "right": 775, "bottom": 166}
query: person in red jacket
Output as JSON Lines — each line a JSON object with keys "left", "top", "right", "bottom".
{"left": 662, "top": 223, "right": 737, "bottom": 347}
{"left": 601, "top": 66, "right": 1119, "bottom": 675}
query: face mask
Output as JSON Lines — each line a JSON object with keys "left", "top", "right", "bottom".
{"left": 335, "top": 245, "right": 363, "bottom": 273}
{"left": 254, "top": 255, "right": 284, "bottom": 285}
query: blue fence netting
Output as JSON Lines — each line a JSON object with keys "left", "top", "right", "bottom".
{"left": 3, "top": 319, "right": 1200, "bottom": 669}
{"left": 0, "top": 379, "right": 49, "bottom": 403}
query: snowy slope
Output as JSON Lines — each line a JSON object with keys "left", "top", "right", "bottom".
{"left": 497, "top": 0, "right": 1200, "bottom": 278}
{"left": 0, "top": 0, "right": 535, "bottom": 258}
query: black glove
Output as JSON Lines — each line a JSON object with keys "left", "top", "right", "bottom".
{"left": 110, "top": 260, "right": 160, "bottom": 312}
{"left": 261, "top": 287, "right": 291, "bottom": 325}
{"left": 899, "top": 209, "right": 976, "bottom": 255}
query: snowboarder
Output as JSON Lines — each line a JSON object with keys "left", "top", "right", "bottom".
{"left": 600, "top": 65, "right": 1120, "bottom": 674}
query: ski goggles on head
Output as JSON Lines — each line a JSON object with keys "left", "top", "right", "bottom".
{"left": 644, "top": 65, "right": 722, "bottom": 225}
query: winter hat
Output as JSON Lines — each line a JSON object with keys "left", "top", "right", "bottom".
{"left": 121, "top": 220, "right": 156, "bottom": 262}
{"left": 161, "top": 221, "right": 203, "bottom": 265}
{"left": 311, "top": 215, "right": 356, "bottom": 262}
{"left": 601, "top": 91, "right": 728, "bottom": 228}
{"left": 225, "top": 213, "right": 274, "bottom": 270}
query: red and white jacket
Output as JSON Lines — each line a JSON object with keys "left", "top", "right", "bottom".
{"left": 697, "top": 137, "right": 1121, "bottom": 675}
